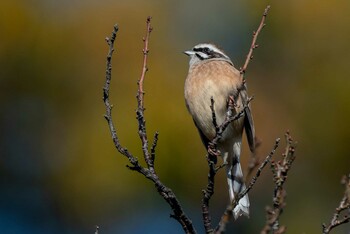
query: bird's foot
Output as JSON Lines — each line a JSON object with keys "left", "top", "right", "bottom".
{"left": 207, "top": 145, "right": 220, "bottom": 165}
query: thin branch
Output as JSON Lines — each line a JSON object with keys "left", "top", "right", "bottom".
{"left": 245, "top": 139, "right": 280, "bottom": 197}
{"left": 214, "top": 97, "right": 253, "bottom": 147}
{"left": 202, "top": 96, "right": 252, "bottom": 233}
{"left": 215, "top": 138, "right": 281, "bottom": 234}
{"left": 103, "top": 25, "right": 141, "bottom": 170}
{"left": 261, "top": 131, "right": 297, "bottom": 234}
{"left": 138, "top": 16, "right": 153, "bottom": 108}
{"left": 322, "top": 174, "right": 350, "bottom": 234}
{"left": 202, "top": 153, "right": 218, "bottom": 234}
{"left": 136, "top": 16, "right": 153, "bottom": 169}
{"left": 201, "top": 5, "right": 271, "bottom": 232}
{"left": 240, "top": 5, "right": 271, "bottom": 77}
{"left": 103, "top": 18, "right": 196, "bottom": 234}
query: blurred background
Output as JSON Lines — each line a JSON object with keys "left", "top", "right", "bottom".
{"left": 1, "top": 0, "right": 350, "bottom": 233}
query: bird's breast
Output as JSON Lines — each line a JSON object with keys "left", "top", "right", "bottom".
{"left": 184, "top": 61, "right": 244, "bottom": 141}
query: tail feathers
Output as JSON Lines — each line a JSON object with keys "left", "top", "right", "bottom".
{"left": 227, "top": 162, "right": 250, "bottom": 219}
{"left": 233, "top": 191, "right": 250, "bottom": 220}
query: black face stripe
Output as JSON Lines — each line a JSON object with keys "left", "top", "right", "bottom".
{"left": 193, "top": 47, "right": 209, "bottom": 53}
{"left": 211, "top": 51, "right": 225, "bottom": 58}
{"left": 193, "top": 47, "right": 226, "bottom": 59}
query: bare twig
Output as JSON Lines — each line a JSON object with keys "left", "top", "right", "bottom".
{"left": 103, "top": 18, "right": 196, "bottom": 234}
{"left": 136, "top": 16, "right": 153, "bottom": 169}
{"left": 240, "top": 5, "right": 271, "bottom": 77}
{"left": 261, "top": 131, "right": 297, "bottom": 234}
{"left": 322, "top": 174, "right": 350, "bottom": 234}
{"left": 213, "top": 96, "right": 253, "bottom": 147}
{"left": 202, "top": 152, "right": 218, "bottom": 234}
{"left": 245, "top": 139, "right": 280, "bottom": 198}
{"left": 201, "top": 5, "right": 271, "bottom": 233}
{"left": 215, "top": 138, "right": 281, "bottom": 234}
{"left": 202, "top": 97, "right": 249, "bottom": 233}
{"left": 103, "top": 25, "right": 142, "bottom": 170}
{"left": 138, "top": 16, "right": 152, "bottom": 108}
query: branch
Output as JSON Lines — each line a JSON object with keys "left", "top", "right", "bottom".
{"left": 215, "top": 138, "right": 281, "bottom": 234}
{"left": 202, "top": 151, "right": 220, "bottom": 234}
{"left": 240, "top": 5, "right": 271, "bottom": 78}
{"left": 136, "top": 16, "right": 153, "bottom": 168}
{"left": 201, "top": 96, "right": 252, "bottom": 233}
{"left": 322, "top": 174, "right": 350, "bottom": 234}
{"left": 103, "top": 18, "right": 196, "bottom": 234}
{"left": 138, "top": 16, "right": 152, "bottom": 108}
{"left": 261, "top": 131, "right": 297, "bottom": 234}
{"left": 201, "top": 5, "right": 271, "bottom": 233}
{"left": 103, "top": 25, "right": 141, "bottom": 170}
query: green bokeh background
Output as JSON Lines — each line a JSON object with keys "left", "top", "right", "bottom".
{"left": 1, "top": 0, "right": 349, "bottom": 233}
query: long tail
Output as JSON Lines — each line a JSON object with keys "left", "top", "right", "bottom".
{"left": 226, "top": 147, "right": 250, "bottom": 219}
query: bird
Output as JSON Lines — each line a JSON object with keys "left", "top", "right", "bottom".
{"left": 184, "top": 43, "right": 255, "bottom": 219}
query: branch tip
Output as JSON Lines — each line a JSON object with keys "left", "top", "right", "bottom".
{"left": 240, "top": 4, "right": 270, "bottom": 77}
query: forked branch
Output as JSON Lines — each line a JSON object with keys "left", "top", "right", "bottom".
{"left": 202, "top": 97, "right": 252, "bottom": 233}
{"left": 322, "top": 174, "right": 350, "bottom": 234}
{"left": 261, "top": 131, "right": 297, "bottom": 234}
{"left": 201, "top": 5, "right": 271, "bottom": 233}
{"left": 103, "top": 17, "right": 196, "bottom": 234}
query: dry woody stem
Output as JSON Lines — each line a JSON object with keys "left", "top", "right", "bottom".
{"left": 322, "top": 174, "right": 350, "bottom": 234}
{"left": 240, "top": 5, "right": 271, "bottom": 78}
{"left": 260, "top": 132, "right": 297, "bottom": 234}
{"left": 103, "top": 17, "right": 196, "bottom": 234}
{"left": 202, "top": 97, "right": 252, "bottom": 233}
{"left": 200, "top": 5, "right": 272, "bottom": 234}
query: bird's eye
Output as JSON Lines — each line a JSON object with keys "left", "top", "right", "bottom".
{"left": 203, "top": 48, "right": 210, "bottom": 53}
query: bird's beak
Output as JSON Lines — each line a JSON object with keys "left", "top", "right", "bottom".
{"left": 183, "top": 50, "right": 195, "bottom": 56}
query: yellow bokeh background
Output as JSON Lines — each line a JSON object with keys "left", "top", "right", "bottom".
{"left": 1, "top": 0, "right": 349, "bottom": 233}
